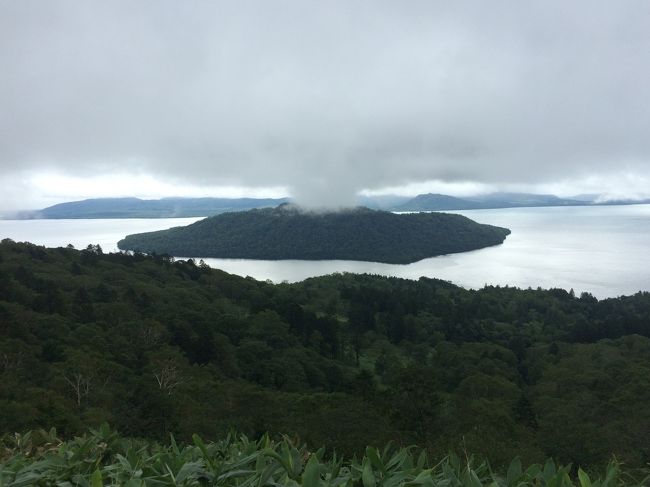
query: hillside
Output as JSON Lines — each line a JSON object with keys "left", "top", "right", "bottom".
{"left": 11, "top": 197, "right": 290, "bottom": 219}
{"left": 117, "top": 204, "right": 511, "bottom": 264}
{"left": 2, "top": 240, "right": 650, "bottom": 468}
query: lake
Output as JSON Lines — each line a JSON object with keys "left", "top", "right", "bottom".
{"left": 2, "top": 205, "right": 650, "bottom": 298}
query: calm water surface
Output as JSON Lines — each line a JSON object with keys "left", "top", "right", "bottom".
{"left": 2, "top": 205, "right": 650, "bottom": 298}
{"left": 0, "top": 218, "right": 203, "bottom": 253}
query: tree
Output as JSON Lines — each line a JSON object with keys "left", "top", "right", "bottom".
{"left": 58, "top": 349, "right": 110, "bottom": 408}
{"left": 148, "top": 348, "right": 188, "bottom": 396}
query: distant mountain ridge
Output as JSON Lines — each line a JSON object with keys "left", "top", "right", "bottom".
{"left": 8, "top": 192, "right": 650, "bottom": 219}
{"left": 118, "top": 204, "right": 511, "bottom": 264}
{"left": 394, "top": 192, "right": 593, "bottom": 212}
{"left": 6, "top": 195, "right": 412, "bottom": 219}
{"left": 11, "top": 197, "right": 291, "bottom": 219}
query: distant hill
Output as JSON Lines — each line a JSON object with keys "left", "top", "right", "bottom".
{"left": 473, "top": 192, "right": 587, "bottom": 207}
{"left": 593, "top": 197, "right": 650, "bottom": 206}
{"left": 394, "top": 192, "right": 588, "bottom": 212}
{"left": 12, "top": 197, "right": 291, "bottom": 219}
{"left": 118, "top": 204, "right": 511, "bottom": 264}
{"left": 393, "top": 194, "right": 482, "bottom": 211}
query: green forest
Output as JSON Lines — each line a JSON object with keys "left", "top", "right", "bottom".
{"left": 1, "top": 239, "right": 650, "bottom": 479}
{"left": 117, "top": 205, "right": 510, "bottom": 264}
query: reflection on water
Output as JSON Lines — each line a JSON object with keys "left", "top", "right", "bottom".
{"left": 2, "top": 205, "right": 650, "bottom": 298}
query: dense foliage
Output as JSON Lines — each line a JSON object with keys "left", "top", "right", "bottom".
{"left": 3, "top": 425, "right": 643, "bottom": 486}
{"left": 2, "top": 240, "right": 650, "bottom": 471}
{"left": 117, "top": 205, "right": 511, "bottom": 264}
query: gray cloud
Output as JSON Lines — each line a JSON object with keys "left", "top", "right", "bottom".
{"left": 2, "top": 0, "right": 650, "bottom": 207}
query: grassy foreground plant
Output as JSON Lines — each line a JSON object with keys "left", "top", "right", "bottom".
{"left": 1, "top": 425, "right": 648, "bottom": 486}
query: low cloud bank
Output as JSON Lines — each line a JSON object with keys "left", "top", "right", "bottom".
{"left": 1, "top": 1, "right": 650, "bottom": 208}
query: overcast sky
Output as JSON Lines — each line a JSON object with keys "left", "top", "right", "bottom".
{"left": 2, "top": 0, "right": 650, "bottom": 210}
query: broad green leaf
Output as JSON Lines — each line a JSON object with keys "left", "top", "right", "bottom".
{"left": 362, "top": 459, "right": 376, "bottom": 487}
{"left": 301, "top": 455, "right": 321, "bottom": 487}
{"left": 405, "top": 468, "right": 433, "bottom": 487}
{"left": 91, "top": 469, "right": 103, "bottom": 487}
{"left": 578, "top": 468, "right": 592, "bottom": 487}
{"left": 506, "top": 457, "right": 522, "bottom": 485}
{"left": 366, "top": 448, "right": 384, "bottom": 474}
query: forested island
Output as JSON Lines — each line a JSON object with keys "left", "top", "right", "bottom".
{"left": 2, "top": 239, "right": 650, "bottom": 477}
{"left": 117, "top": 204, "right": 511, "bottom": 264}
